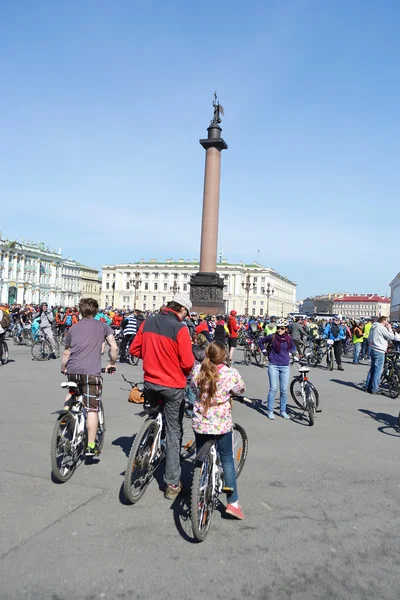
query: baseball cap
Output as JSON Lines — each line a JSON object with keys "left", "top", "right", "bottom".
{"left": 172, "top": 293, "right": 192, "bottom": 311}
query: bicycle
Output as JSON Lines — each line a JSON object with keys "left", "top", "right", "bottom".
{"left": 307, "top": 339, "right": 335, "bottom": 370}
{"left": 381, "top": 351, "right": 400, "bottom": 399}
{"left": 116, "top": 331, "right": 139, "bottom": 366}
{"left": 243, "top": 335, "right": 264, "bottom": 367}
{"left": 123, "top": 393, "right": 197, "bottom": 504}
{"left": 31, "top": 330, "right": 60, "bottom": 361}
{"left": 191, "top": 409, "right": 248, "bottom": 542}
{"left": 290, "top": 365, "right": 320, "bottom": 426}
{"left": 12, "top": 325, "right": 33, "bottom": 347}
{"left": 343, "top": 338, "right": 354, "bottom": 358}
{"left": 1, "top": 338, "right": 9, "bottom": 365}
{"left": 50, "top": 368, "right": 112, "bottom": 483}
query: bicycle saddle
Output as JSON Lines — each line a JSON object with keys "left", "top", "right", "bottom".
{"left": 298, "top": 367, "right": 310, "bottom": 373}
{"left": 60, "top": 381, "right": 79, "bottom": 389}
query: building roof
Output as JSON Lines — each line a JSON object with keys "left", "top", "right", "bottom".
{"left": 102, "top": 259, "right": 296, "bottom": 286}
{"left": 333, "top": 295, "right": 390, "bottom": 304}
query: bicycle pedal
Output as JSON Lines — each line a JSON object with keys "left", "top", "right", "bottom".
{"left": 222, "top": 486, "right": 234, "bottom": 493}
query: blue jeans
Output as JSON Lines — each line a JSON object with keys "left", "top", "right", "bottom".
{"left": 267, "top": 364, "right": 290, "bottom": 413}
{"left": 361, "top": 338, "right": 370, "bottom": 359}
{"left": 365, "top": 349, "right": 385, "bottom": 393}
{"left": 195, "top": 430, "right": 238, "bottom": 504}
{"left": 353, "top": 342, "right": 362, "bottom": 363}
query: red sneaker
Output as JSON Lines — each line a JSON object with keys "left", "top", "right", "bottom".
{"left": 225, "top": 504, "right": 244, "bottom": 520}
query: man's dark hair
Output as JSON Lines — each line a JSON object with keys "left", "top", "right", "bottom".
{"left": 79, "top": 298, "right": 99, "bottom": 318}
{"left": 378, "top": 316, "right": 387, "bottom": 323}
{"left": 167, "top": 301, "right": 185, "bottom": 313}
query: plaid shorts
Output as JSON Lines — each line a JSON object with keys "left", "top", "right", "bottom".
{"left": 67, "top": 374, "right": 103, "bottom": 411}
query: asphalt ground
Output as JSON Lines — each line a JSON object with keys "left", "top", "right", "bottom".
{"left": 1, "top": 342, "right": 400, "bottom": 600}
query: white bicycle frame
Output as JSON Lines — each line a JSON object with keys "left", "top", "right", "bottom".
{"left": 60, "top": 382, "right": 86, "bottom": 453}
{"left": 148, "top": 412, "right": 164, "bottom": 463}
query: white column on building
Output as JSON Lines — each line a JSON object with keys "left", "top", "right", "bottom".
{"left": 10, "top": 254, "right": 16, "bottom": 280}
{"left": 1, "top": 284, "right": 8, "bottom": 303}
{"left": 4, "top": 254, "right": 9, "bottom": 281}
{"left": 17, "top": 285, "right": 24, "bottom": 303}
{"left": 19, "top": 255, "right": 25, "bottom": 282}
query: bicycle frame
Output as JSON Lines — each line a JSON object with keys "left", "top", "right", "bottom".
{"left": 148, "top": 411, "right": 164, "bottom": 463}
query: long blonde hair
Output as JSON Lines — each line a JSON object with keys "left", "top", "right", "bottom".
{"left": 196, "top": 342, "right": 227, "bottom": 414}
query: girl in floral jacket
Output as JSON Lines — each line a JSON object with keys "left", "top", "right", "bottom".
{"left": 191, "top": 341, "right": 245, "bottom": 519}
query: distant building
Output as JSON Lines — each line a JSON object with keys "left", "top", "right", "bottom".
{"left": 299, "top": 294, "right": 347, "bottom": 315}
{"left": 299, "top": 298, "right": 315, "bottom": 315}
{"left": 0, "top": 235, "right": 99, "bottom": 306}
{"left": 333, "top": 295, "right": 390, "bottom": 319}
{"left": 101, "top": 258, "right": 297, "bottom": 315}
{"left": 390, "top": 273, "right": 400, "bottom": 320}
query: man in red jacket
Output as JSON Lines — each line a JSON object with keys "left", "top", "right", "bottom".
{"left": 130, "top": 293, "right": 194, "bottom": 500}
{"left": 228, "top": 310, "right": 239, "bottom": 365}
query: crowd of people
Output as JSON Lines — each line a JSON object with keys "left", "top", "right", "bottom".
{"left": 2, "top": 297, "right": 400, "bottom": 522}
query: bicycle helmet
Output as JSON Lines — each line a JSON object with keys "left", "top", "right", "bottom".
{"left": 276, "top": 318, "right": 289, "bottom": 328}
{"left": 230, "top": 310, "right": 237, "bottom": 316}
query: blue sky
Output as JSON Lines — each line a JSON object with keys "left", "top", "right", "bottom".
{"left": 1, "top": 0, "right": 399, "bottom": 299}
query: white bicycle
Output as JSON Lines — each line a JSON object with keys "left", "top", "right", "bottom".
{"left": 51, "top": 379, "right": 106, "bottom": 483}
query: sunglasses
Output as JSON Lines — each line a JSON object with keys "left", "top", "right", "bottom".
{"left": 277, "top": 327, "right": 286, "bottom": 331}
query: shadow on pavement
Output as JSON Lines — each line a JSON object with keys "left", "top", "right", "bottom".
{"left": 171, "top": 492, "right": 197, "bottom": 544}
{"left": 112, "top": 435, "right": 136, "bottom": 457}
{"left": 358, "top": 408, "right": 400, "bottom": 437}
{"left": 239, "top": 397, "right": 310, "bottom": 425}
{"left": 330, "top": 378, "right": 365, "bottom": 391}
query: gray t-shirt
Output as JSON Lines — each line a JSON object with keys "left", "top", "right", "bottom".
{"left": 65, "top": 318, "right": 113, "bottom": 376}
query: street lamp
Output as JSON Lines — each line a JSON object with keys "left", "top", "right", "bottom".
{"left": 129, "top": 271, "right": 142, "bottom": 310}
{"left": 111, "top": 281, "right": 115, "bottom": 308}
{"left": 264, "top": 282, "right": 274, "bottom": 317}
{"left": 170, "top": 281, "right": 180, "bottom": 296}
{"left": 241, "top": 271, "right": 254, "bottom": 316}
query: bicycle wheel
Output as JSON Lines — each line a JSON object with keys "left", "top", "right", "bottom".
{"left": 128, "top": 354, "right": 140, "bottom": 366}
{"left": 290, "top": 378, "right": 306, "bottom": 410}
{"left": 388, "top": 374, "right": 400, "bottom": 400}
{"left": 123, "top": 418, "right": 162, "bottom": 504}
{"left": 344, "top": 343, "right": 354, "bottom": 358}
{"left": 306, "top": 384, "right": 315, "bottom": 426}
{"left": 181, "top": 413, "right": 196, "bottom": 460}
{"left": 328, "top": 349, "right": 334, "bottom": 371}
{"left": 31, "top": 340, "right": 51, "bottom": 361}
{"left": 244, "top": 347, "right": 252, "bottom": 365}
{"left": 23, "top": 330, "right": 33, "bottom": 347}
{"left": 191, "top": 450, "right": 214, "bottom": 542}
{"left": 1, "top": 341, "right": 9, "bottom": 365}
{"left": 254, "top": 346, "right": 262, "bottom": 366}
{"left": 232, "top": 423, "right": 248, "bottom": 478}
{"left": 307, "top": 352, "right": 319, "bottom": 368}
{"left": 51, "top": 414, "right": 78, "bottom": 483}
{"left": 12, "top": 331, "right": 22, "bottom": 345}
{"left": 96, "top": 402, "right": 106, "bottom": 453}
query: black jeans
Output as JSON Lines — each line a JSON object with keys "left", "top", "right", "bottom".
{"left": 144, "top": 382, "right": 185, "bottom": 486}
{"left": 120, "top": 334, "right": 134, "bottom": 360}
{"left": 0, "top": 332, "right": 4, "bottom": 362}
{"left": 334, "top": 340, "right": 342, "bottom": 367}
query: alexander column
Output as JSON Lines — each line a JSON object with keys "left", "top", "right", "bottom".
{"left": 190, "top": 93, "right": 227, "bottom": 315}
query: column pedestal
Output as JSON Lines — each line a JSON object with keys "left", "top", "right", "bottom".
{"left": 190, "top": 272, "right": 225, "bottom": 315}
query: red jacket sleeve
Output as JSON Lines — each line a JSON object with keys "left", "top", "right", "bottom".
{"left": 176, "top": 326, "right": 195, "bottom": 376}
{"left": 129, "top": 321, "right": 144, "bottom": 357}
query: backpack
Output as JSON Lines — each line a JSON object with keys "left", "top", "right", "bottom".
{"left": 0, "top": 311, "right": 11, "bottom": 330}
{"left": 65, "top": 315, "right": 72, "bottom": 327}
{"left": 330, "top": 324, "right": 340, "bottom": 338}
{"left": 354, "top": 326, "right": 363, "bottom": 339}
{"left": 128, "top": 386, "right": 144, "bottom": 404}
{"left": 250, "top": 321, "right": 259, "bottom": 334}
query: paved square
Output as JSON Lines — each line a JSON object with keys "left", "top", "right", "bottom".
{"left": 1, "top": 343, "right": 400, "bottom": 599}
